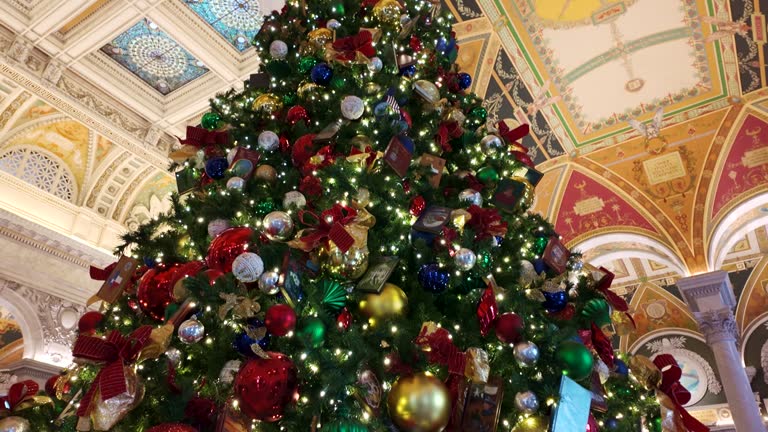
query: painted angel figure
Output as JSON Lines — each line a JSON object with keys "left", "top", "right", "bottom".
{"left": 527, "top": 79, "right": 564, "bottom": 116}
{"left": 628, "top": 107, "right": 664, "bottom": 140}
{"left": 700, "top": 16, "right": 750, "bottom": 43}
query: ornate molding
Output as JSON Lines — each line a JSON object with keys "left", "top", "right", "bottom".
{"left": 696, "top": 309, "right": 740, "bottom": 345}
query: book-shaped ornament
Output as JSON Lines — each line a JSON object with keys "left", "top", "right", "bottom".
{"left": 357, "top": 257, "right": 399, "bottom": 293}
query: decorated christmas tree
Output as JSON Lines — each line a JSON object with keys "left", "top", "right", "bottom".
{"left": 3, "top": 1, "right": 712, "bottom": 432}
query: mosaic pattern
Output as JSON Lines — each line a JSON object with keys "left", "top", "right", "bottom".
{"left": 101, "top": 19, "right": 209, "bottom": 95}
{"left": 185, "top": 0, "right": 263, "bottom": 51}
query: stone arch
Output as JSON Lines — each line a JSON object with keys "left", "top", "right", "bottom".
{"left": 0, "top": 144, "right": 79, "bottom": 202}
{"left": 0, "top": 281, "right": 45, "bottom": 362}
{"left": 708, "top": 191, "right": 768, "bottom": 270}
{"left": 572, "top": 231, "right": 688, "bottom": 277}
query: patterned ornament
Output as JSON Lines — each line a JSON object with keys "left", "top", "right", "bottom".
{"left": 218, "top": 359, "right": 242, "bottom": 384}
{"left": 234, "top": 353, "right": 298, "bottom": 422}
{"left": 310, "top": 63, "right": 333, "bottom": 86}
{"left": 258, "top": 131, "right": 280, "bottom": 151}
{"left": 269, "top": 40, "right": 288, "bottom": 59}
{"left": 231, "top": 252, "right": 264, "bottom": 283}
{"left": 453, "top": 248, "right": 477, "bottom": 271}
{"left": 207, "top": 219, "right": 230, "bottom": 238}
{"left": 205, "top": 157, "right": 229, "bottom": 180}
{"left": 326, "top": 19, "right": 342, "bottom": 29}
{"left": 417, "top": 263, "right": 450, "bottom": 294}
{"left": 264, "top": 304, "right": 296, "bottom": 336}
{"left": 262, "top": 211, "right": 294, "bottom": 241}
{"left": 177, "top": 317, "right": 205, "bottom": 344}
{"left": 283, "top": 191, "right": 307, "bottom": 209}
{"left": 226, "top": 177, "right": 245, "bottom": 190}
{"left": 514, "top": 390, "right": 539, "bottom": 414}
{"left": 341, "top": 95, "right": 365, "bottom": 120}
{"left": 458, "top": 188, "right": 482, "bottom": 206}
{"left": 200, "top": 112, "right": 221, "bottom": 130}
{"left": 513, "top": 341, "right": 539, "bottom": 366}
{"left": 258, "top": 271, "right": 280, "bottom": 295}
{"left": 164, "top": 347, "right": 182, "bottom": 367}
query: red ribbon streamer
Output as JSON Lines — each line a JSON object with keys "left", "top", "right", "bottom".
{"left": 653, "top": 354, "right": 710, "bottom": 432}
{"left": 74, "top": 325, "right": 152, "bottom": 417}
{"left": 595, "top": 266, "right": 629, "bottom": 311}
{"left": 476, "top": 286, "right": 498, "bottom": 337}
{"left": 467, "top": 205, "right": 508, "bottom": 240}
{"left": 497, "top": 121, "right": 529, "bottom": 145}
{"left": 0, "top": 380, "right": 39, "bottom": 412}
{"left": 414, "top": 326, "right": 466, "bottom": 376}
{"left": 332, "top": 30, "right": 376, "bottom": 61}
{"left": 434, "top": 121, "right": 462, "bottom": 153}
{"left": 179, "top": 126, "right": 228, "bottom": 149}
{"left": 590, "top": 323, "right": 615, "bottom": 369}
{"left": 296, "top": 204, "right": 357, "bottom": 252}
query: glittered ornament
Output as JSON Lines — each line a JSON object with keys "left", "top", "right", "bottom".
{"left": 359, "top": 283, "right": 407, "bottom": 322}
{"left": 308, "top": 28, "right": 333, "bottom": 47}
{"left": 286, "top": 105, "right": 309, "bottom": 125}
{"left": 226, "top": 176, "right": 245, "bottom": 190}
{"left": 457, "top": 72, "right": 472, "bottom": 90}
{"left": 310, "top": 63, "right": 333, "bottom": 86}
{"left": 232, "top": 252, "right": 265, "bottom": 283}
{"left": 495, "top": 312, "right": 524, "bottom": 343}
{"left": 262, "top": 211, "right": 294, "bottom": 241}
{"left": 258, "top": 131, "right": 280, "bottom": 151}
{"left": 454, "top": 248, "right": 477, "bottom": 271}
{"left": 513, "top": 341, "right": 540, "bottom": 366}
{"left": 542, "top": 290, "right": 568, "bottom": 312}
{"left": 255, "top": 165, "right": 277, "bottom": 183}
{"left": 178, "top": 317, "right": 205, "bottom": 344}
{"left": 458, "top": 188, "right": 482, "bottom": 206}
{"left": 264, "top": 304, "right": 296, "bottom": 336}
{"left": 206, "top": 227, "right": 253, "bottom": 273}
{"left": 205, "top": 157, "right": 229, "bottom": 180}
{"left": 368, "top": 57, "right": 383, "bottom": 72}
{"left": 514, "top": 390, "right": 539, "bottom": 414}
{"left": 299, "top": 317, "right": 326, "bottom": 348}
{"left": 252, "top": 93, "right": 282, "bottom": 113}
{"left": 336, "top": 307, "right": 352, "bottom": 330}
{"left": 418, "top": 263, "right": 450, "bottom": 294}
{"left": 258, "top": 271, "right": 280, "bottom": 295}
{"left": 387, "top": 373, "right": 450, "bottom": 432}
{"left": 218, "top": 359, "right": 242, "bottom": 384}
{"left": 476, "top": 166, "right": 499, "bottom": 184}
{"left": 200, "top": 112, "right": 222, "bottom": 130}
{"left": 0, "top": 417, "right": 30, "bottom": 432}
{"left": 283, "top": 191, "right": 307, "bottom": 209}
{"left": 137, "top": 263, "right": 188, "bottom": 321}
{"left": 326, "top": 19, "right": 342, "bottom": 29}
{"left": 207, "top": 219, "right": 230, "bottom": 238}
{"left": 146, "top": 424, "right": 197, "bottom": 432}
{"left": 234, "top": 318, "right": 270, "bottom": 357}
{"left": 373, "top": 0, "right": 402, "bottom": 24}
{"left": 518, "top": 260, "right": 537, "bottom": 287}
{"left": 480, "top": 134, "right": 503, "bottom": 151}
{"left": 469, "top": 106, "right": 487, "bottom": 122}
{"left": 298, "top": 56, "right": 318, "bottom": 74}
{"left": 165, "top": 347, "right": 182, "bottom": 367}
{"left": 341, "top": 95, "right": 365, "bottom": 120}
{"left": 234, "top": 352, "right": 298, "bottom": 422}
{"left": 88, "top": 366, "right": 144, "bottom": 430}
{"left": 410, "top": 195, "right": 426, "bottom": 216}
{"left": 269, "top": 40, "right": 288, "bottom": 59}
{"left": 532, "top": 235, "right": 549, "bottom": 256}
{"left": 556, "top": 341, "right": 594, "bottom": 380}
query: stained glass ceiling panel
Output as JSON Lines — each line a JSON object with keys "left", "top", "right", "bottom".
{"left": 100, "top": 19, "right": 209, "bottom": 95}
{"left": 184, "top": 0, "right": 264, "bottom": 52}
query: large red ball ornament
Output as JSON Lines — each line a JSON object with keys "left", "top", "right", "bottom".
{"left": 78, "top": 311, "right": 103, "bottom": 334}
{"left": 495, "top": 312, "right": 524, "bottom": 344}
{"left": 146, "top": 424, "right": 198, "bottom": 432}
{"left": 206, "top": 227, "right": 254, "bottom": 273}
{"left": 286, "top": 105, "right": 309, "bottom": 125}
{"left": 137, "top": 263, "right": 184, "bottom": 321}
{"left": 234, "top": 352, "right": 298, "bottom": 422}
{"left": 265, "top": 304, "right": 297, "bottom": 337}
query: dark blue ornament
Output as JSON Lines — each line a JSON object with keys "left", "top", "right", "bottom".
{"left": 492, "top": 236, "right": 503, "bottom": 247}
{"left": 204, "top": 157, "right": 228, "bottom": 180}
{"left": 400, "top": 65, "right": 416, "bottom": 77}
{"left": 532, "top": 258, "right": 548, "bottom": 274}
{"left": 310, "top": 63, "right": 333, "bottom": 86}
{"left": 233, "top": 318, "right": 270, "bottom": 357}
{"left": 541, "top": 290, "right": 568, "bottom": 312}
{"left": 614, "top": 358, "right": 629, "bottom": 377}
{"left": 410, "top": 229, "right": 436, "bottom": 246}
{"left": 143, "top": 257, "right": 156, "bottom": 268}
{"left": 418, "top": 263, "right": 450, "bottom": 294}
{"left": 605, "top": 418, "right": 619, "bottom": 430}
{"left": 374, "top": 101, "right": 389, "bottom": 118}
{"left": 437, "top": 37, "right": 457, "bottom": 56}
{"left": 457, "top": 73, "right": 472, "bottom": 90}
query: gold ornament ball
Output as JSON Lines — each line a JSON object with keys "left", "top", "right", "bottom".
{"left": 316, "top": 243, "right": 369, "bottom": 280}
{"left": 387, "top": 373, "right": 451, "bottom": 432}
{"left": 308, "top": 28, "right": 334, "bottom": 47}
{"left": 372, "top": 0, "right": 402, "bottom": 24}
{"left": 413, "top": 80, "right": 440, "bottom": 105}
{"left": 255, "top": 165, "right": 277, "bottom": 183}
{"left": 358, "top": 283, "right": 407, "bottom": 322}
{"left": 298, "top": 81, "right": 321, "bottom": 100}
{"left": 252, "top": 93, "right": 282, "bottom": 113}
{"left": 511, "top": 416, "right": 548, "bottom": 432}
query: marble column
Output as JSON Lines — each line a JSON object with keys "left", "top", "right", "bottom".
{"left": 678, "top": 271, "right": 766, "bottom": 432}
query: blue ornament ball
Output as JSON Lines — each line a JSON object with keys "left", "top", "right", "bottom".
{"left": 400, "top": 64, "right": 416, "bottom": 77}
{"left": 310, "top": 63, "right": 333, "bottom": 86}
{"left": 205, "top": 157, "right": 229, "bottom": 180}
{"left": 605, "top": 418, "right": 619, "bottom": 430}
{"left": 457, "top": 72, "right": 472, "bottom": 90}
{"left": 614, "top": 358, "right": 629, "bottom": 377}
{"left": 541, "top": 290, "right": 568, "bottom": 312}
{"left": 418, "top": 263, "right": 450, "bottom": 294}
{"left": 233, "top": 318, "right": 270, "bottom": 357}
{"left": 532, "top": 258, "right": 548, "bottom": 275}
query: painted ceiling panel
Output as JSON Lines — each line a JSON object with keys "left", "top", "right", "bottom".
{"left": 100, "top": 19, "right": 209, "bottom": 95}
{"left": 184, "top": 0, "right": 264, "bottom": 52}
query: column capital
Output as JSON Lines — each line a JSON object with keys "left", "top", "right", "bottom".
{"left": 677, "top": 270, "right": 736, "bottom": 313}
{"left": 695, "top": 309, "right": 739, "bottom": 345}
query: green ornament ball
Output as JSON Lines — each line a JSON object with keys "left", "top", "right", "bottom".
{"left": 330, "top": 76, "right": 346, "bottom": 90}
{"left": 477, "top": 166, "right": 500, "bottom": 184}
{"left": 532, "top": 236, "right": 549, "bottom": 256}
{"left": 283, "top": 92, "right": 298, "bottom": 106}
{"left": 331, "top": 2, "right": 346, "bottom": 15}
{"left": 477, "top": 253, "right": 492, "bottom": 271}
{"left": 556, "top": 341, "right": 594, "bottom": 381}
{"left": 649, "top": 416, "right": 662, "bottom": 432}
{"left": 325, "top": 419, "right": 369, "bottom": 432}
{"left": 469, "top": 106, "right": 487, "bottom": 121}
{"left": 299, "top": 318, "right": 326, "bottom": 349}
{"left": 201, "top": 112, "right": 221, "bottom": 130}
{"left": 299, "top": 56, "right": 319, "bottom": 74}
{"left": 254, "top": 199, "right": 276, "bottom": 216}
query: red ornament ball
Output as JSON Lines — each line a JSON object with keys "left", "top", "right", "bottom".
{"left": 336, "top": 307, "right": 352, "bottom": 331}
{"left": 203, "top": 268, "right": 225, "bottom": 286}
{"left": 265, "top": 304, "right": 297, "bottom": 337}
{"left": 45, "top": 375, "right": 70, "bottom": 399}
{"left": 286, "top": 105, "right": 309, "bottom": 125}
{"left": 206, "top": 227, "right": 254, "bottom": 273}
{"left": 495, "top": 312, "right": 524, "bottom": 344}
{"left": 78, "top": 311, "right": 103, "bottom": 334}
{"left": 409, "top": 195, "right": 426, "bottom": 216}
{"left": 137, "top": 263, "right": 183, "bottom": 321}
{"left": 146, "top": 424, "right": 197, "bottom": 432}
{"left": 234, "top": 352, "right": 298, "bottom": 422}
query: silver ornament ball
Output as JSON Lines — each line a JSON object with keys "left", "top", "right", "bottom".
{"left": 283, "top": 191, "right": 307, "bottom": 209}
{"left": 164, "top": 347, "right": 182, "bottom": 367}
{"left": 513, "top": 341, "right": 540, "bottom": 366}
{"left": 519, "top": 260, "right": 537, "bottom": 287}
{"left": 177, "top": 318, "right": 205, "bottom": 344}
{"left": 262, "top": 211, "right": 294, "bottom": 241}
{"left": 232, "top": 252, "right": 265, "bottom": 282}
{"left": 514, "top": 391, "right": 539, "bottom": 414}
{"left": 368, "top": 57, "right": 383, "bottom": 72}
{"left": 454, "top": 248, "right": 477, "bottom": 271}
{"left": 269, "top": 40, "right": 288, "bottom": 59}
{"left": 326, "top": 19, "right": 341, "bottom": 29}
{"left": 226, "top": 176, "right": 245, "bottom": 191}
{"left": 341, "top": 95, "right": 365, "bottom": 120}
{"left": 226, "top": 147, "right": 238, "bottom": 165}
{"left": 480, "top": 134, "right": 503, "bottom": 151}
{"left": 258, "top": 271, "right": 281, "bottom": 295}
{"left": 207, "top": 219, "right": 231, "bottom": 238}
{"left": 458, "top": 188, "right": 482, "bottom": 206}
{"left": 258, "top": 130, "right": 280, "bottom": 151}
{"left": 219, "top": 359, "right": 242, "bottom": 384}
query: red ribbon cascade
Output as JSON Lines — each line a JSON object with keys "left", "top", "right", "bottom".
{"left": 653, "top": 354, "right": 709, "bottom": 432}
{"left": 296, "top": 204, "right": 357, "bottom": 252}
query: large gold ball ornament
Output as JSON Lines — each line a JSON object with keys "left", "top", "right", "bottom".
{"left": 0, "top": 416, "right": 31, "bottom": 432}
{"left": 358, "top": 283, "right": 407, "bottom": 322}
{"left": 298, "top": 81, "right": 321, "bottom": 100}
{"left": 511, "top": 416, "right": 548, "bottom": 432}
{"left": 372, "top": 0, "right": 402, "bottom": 24}
{"left": 255, "top": 165, "right": 277, "bottom": 183}
{"left": 413, "top": 80, "right": 440, "bottom": 105}
{"left": 317, "top": 244, "right": 370, "bottom": 280}
{"left": 308, "top": 28, "right": 334, "bottom": 47}
{"left": 252, "top": 93, "right": 282, "bottom": 113}
{"left": 387, "top": 373, "right": 450, "bottom": 432}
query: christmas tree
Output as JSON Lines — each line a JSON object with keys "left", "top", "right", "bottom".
{"left": 4, "top": 1, "right": 712, "bottom": 431}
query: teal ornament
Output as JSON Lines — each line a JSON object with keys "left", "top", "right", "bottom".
{"left": 299, "top": 317, "right": 326, "bottom": 348}
{"left": 321, "top": 279, "right": 347, "bottom": 312}
{"left": 201, "top": 112, "right": 221, "bottom": 130}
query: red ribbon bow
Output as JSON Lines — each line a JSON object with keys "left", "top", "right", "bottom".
{"left": 466, "top": 205, "right": 508, "bottom": 240}
{"left": 296, "top": 204, "right": 357, "bottom": 252}
{"left": 435, "top": 121, "right": 463, "bottom": 152}
{"left": 332, "top": 30, "right": 376, "bottom": 62}
{"left": 74, "top": 325, "right": 152, "bottom": 417}
{"left": 90, "top": 262, "right": 117, "bottom": 281}
{"left": 349, "top": 146, "right": 379, "bottom": 171}
{"left": 179, "top": 126, "right": 228, "bottom": 155}
{"left": 414, "top": 325, "right": 466, "bottom": 376}
{"left": 0, "top": 380, "right": 39, "bottom": 413}
{"left": 653, "top": 354, "right": 710, "bottom": 432}
{"left": 595, "top": 266, "right": 629, "bottom": 311}
{"left": 590, "top": 323, "right": 615, "bottom": 369}
{"left": 497, "top": 121, "right": 529, "bottom": 145}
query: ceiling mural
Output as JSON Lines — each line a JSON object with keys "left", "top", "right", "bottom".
{"left": 185, "top": 0, "right": 265, "bottom": 51}
{"left": 100, "top": 18, "right": 210, "bottom": 95}
{"left": 0, "top": 304, "right": 23, "bottom": 367}
{"left": 624, "top": 282, "right": 700, "bottom": 351}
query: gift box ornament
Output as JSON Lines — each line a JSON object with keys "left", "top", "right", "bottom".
{"left": 413, "top": 206, "right": 452, "bottom": 234}
{"left": 384, "top": 135, "right": 413, "bottom": 177}
{"left": 550, "top": 375, "right": 591, "bottom": 432}
{"left": 88, "top": 256, "right": 140, "bottom": 305}
{"left": 543, "top": 236, "right": 570, "bottom": 274}
{"left": 492, "top": 178, "right": 533, "bottom": 213}
{"left": 357, "top": 256, "right": 399, "bottom": 293}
